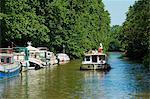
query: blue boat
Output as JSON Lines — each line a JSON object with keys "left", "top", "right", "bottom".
{"left": 0, "top": 48, "right": 21, "bottom": 78}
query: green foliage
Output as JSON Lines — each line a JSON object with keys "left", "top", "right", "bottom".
{"left": 122, "top": 0, "right": 150, "bottom": 67}
{"left": 1, "top": 0, "right": 111, "bottom": 58}
{"left": 109, "top": 25, "right": 122, "bottom": 51}
{"left": 1, "top": 0, "right": 50, "bottom": 46}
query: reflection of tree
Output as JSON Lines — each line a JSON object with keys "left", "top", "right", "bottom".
{"left": 128, "top": 64, "right": 150, "bottom": 96}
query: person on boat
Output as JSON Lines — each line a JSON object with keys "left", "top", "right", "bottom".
{"left": 98, "top": 43, "right": 103, "bottom": 53}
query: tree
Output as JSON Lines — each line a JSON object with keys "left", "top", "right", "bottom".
{"left": 122, "top": 0, "right": 150, "bottom": 67}
{"left": 1, "top": 0, "right": 50, "bottom": 47}
{"left": 1, "top": 0, "right": 111, "bottom": 58}
{"left": 109, "top": 25, "right": 122, "bottom": 51}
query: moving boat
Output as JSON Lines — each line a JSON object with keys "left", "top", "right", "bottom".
{"left": 80, "top": 43, "right": 110, "bottom": 70}
{"left": 0, "top": 48, "right": 21, "bottom": 78}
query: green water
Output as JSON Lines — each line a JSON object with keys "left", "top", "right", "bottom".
{"left": 0, "top": 52, "right": 150, "bottom": 99}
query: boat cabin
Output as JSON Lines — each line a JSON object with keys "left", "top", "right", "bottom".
{"left": 82, "top": 53, "right": 107, "bottom": 64}
{"left": 81, "top": 43, "right": 110, "bottom": 70}
{"left": 0, "top": 48, "right": 14, "bottom": 64}
{"left": 0, "top": 55, "right": 14, "bottom": 64}
{"left": 0, "top": 48, "right": 21, "bottom": 78}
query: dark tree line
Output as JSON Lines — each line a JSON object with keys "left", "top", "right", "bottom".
{"left": 109, "top": 25, "right": 122, "bottom": 51}
{"left": 121, "top": 0, "right": 149, "bottom": 67}
{"left": 0, "top": 0, "right": 111, "bottom": 58}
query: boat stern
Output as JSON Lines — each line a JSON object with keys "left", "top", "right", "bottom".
{"left": 80, "top": 63, "right": 110, "bottom": 70}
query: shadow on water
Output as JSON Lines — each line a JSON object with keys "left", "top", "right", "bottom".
{"left": 0, "top": 52, "right": 149, "bottom": 99}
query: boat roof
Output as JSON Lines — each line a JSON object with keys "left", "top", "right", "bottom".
{"left": 26, "top": 45, "right": 39, "bottom": 51}
{"left": 57, "top": 53, "right": 68, "bottom": 55}
{"left": 37, "top": 47, "right": 48, "bottom": 51}
{"left": 0, "top": 48, "right": 13, "bottom": 50}
{"left": 0, "top": 48, "right": 13, "bottom": 51}
{"left": 84, "top": 53, "right": 106, "bottom": 56}
{"left": 84, "top": 50, "right": 106, "bottom": 56}
{"left": 0, "top": 53, "right": 13, "bottom": 57}
{"left": 29, "top": 50, "right": 47, "bottom": 53}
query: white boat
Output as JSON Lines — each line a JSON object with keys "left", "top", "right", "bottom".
{"left": 56, "top": 53, "right": 70, "bottom": 64}
{"left": 26, "top": 42, "right": 43, "bottom": 70}
{"left": 37, "top": 47, "right": 58, "bottom": 65}
{"left": 0, "top": 48, "right": 21, "bottom": 78}
{"left": 27, "top": 42, "right": 58, "bottom": 69}
{"left": 46, "top": 51, "right": 58, "bottom": 65}
{"left": 13, "top": 47, "right": 30, "bottom": 71}
{"left": 28, "top": 57, "right": 43, "bottom": 70}
{"left": 80, "top": 43, "right": 110, "bottom": 70}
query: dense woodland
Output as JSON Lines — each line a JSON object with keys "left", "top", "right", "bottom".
{"left": 0, "top": 0, "right": 149, "bottom": 67}
{"left": 109, "top": 0, "right": 149, "bottom": 67}
{"left": 121, "top": 0, "right": 150, "bottom": 67}
{"left": 0, "top": 0, "right": 111, "bottom": 58}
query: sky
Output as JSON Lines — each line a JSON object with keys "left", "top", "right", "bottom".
{"left": 102, "top": 0, "right": 137, "bottom": 26}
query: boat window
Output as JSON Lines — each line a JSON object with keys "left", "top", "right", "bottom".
{"left": 92, "top": 55, "right": 97, "bottom": 62}
{"left": 1, "top": 58, "right": 4, "bottom": 63}
{"left": 48, "top": 53, "right": 51, "bottom": 55}
{"left": 99, "top": 55, "right": 105, "bottom": 60}
{"left": 6, "top": 57, "right": 10, "bottom": 63}
{"left": 39, "top": 52, "right": 45, "bottom": 58}
{"left": 85, "top": 56, "right": 90, "bottom": 61}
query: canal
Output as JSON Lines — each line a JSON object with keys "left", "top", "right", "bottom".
{"left": 0, "top": 52, "right": 150, "bottom": 99}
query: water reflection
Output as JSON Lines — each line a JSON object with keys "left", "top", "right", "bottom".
{"left": 0, "top": 52, "right": 149, "bottom": 99}
{"left": 81, "top": 71, "right": 107, "bottom": 99}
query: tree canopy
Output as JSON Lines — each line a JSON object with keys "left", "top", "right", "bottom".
{"left": 121, "top": 0, "right": 150, "bottom": 66}
{"left": 1, "top": 0, "right": 111, "bottom": 58}
{"left": 109, "top": 25, "right": 122, "bottom": 51}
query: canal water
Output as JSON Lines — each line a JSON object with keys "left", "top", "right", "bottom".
{"left": 0, "top": 52, "right": 150, "bottom": 99}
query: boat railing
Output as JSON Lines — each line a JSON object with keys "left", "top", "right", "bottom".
{"left": 0, "top": 48, "right": 13, "bottom": 54}
{"left": 84, "top": 51, "right": 104, "bottom": 55}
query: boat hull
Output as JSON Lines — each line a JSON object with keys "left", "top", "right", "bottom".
{"left": 80, "top": 64, "right": 110, "bottom": 70}
{"left": 0, "top": 68, "right": 20, "bottom": 78}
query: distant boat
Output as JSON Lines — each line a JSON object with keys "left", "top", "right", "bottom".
{"left": 0, "top": 48, "right": 21, "bottom": 78}
{"left": 80, "top": 43, "right": 110, "bottom": 70}
{"left": 56, "top": 53, "right": 70, "bottom": 64}
{"left": 46, "top": 51, "right": 58, "bottom": 65}
{"left": 37, "top": 47, "right": 58, "bottom": 65}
